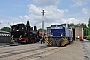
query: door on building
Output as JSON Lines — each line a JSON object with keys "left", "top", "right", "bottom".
{"left": 73, "top": 28, "right": 75, "bottom": 40}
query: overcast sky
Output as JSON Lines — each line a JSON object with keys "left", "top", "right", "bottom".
{"left": 0, "top": 0, "right": 90, "bottom": 29}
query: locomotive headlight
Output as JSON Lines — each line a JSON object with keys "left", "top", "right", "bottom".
{"left": 61, "top": 34, "right": 63, "bottom": 36}
{"left": 16, "top": 30, "right": 19, "bottom": 31}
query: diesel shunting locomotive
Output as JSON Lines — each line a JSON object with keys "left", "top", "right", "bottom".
{"left": 11, "top": 21, "right": 40, "bottom": 43}
{"left": 46, "top": 24, "right": 73, "bottom": 47}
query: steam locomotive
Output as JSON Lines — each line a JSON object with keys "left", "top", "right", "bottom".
{"left": 10, "top": 22, "right": 40, "bottom": 43}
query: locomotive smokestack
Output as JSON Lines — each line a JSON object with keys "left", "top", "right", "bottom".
{"left": 34, "top": 26, "right": 37, "bottom": 31}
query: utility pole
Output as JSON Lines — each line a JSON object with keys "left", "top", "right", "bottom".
{"left": 41, "top": 10, "right": 45, "bottom": 37}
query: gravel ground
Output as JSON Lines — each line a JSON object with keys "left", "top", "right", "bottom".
{"left": 0, "top": 40, "right": 87, "bottom": 60}
{"left": 37, "top": 41, "right": 85, "bottom": 60}
{"left": 82, "top": 39, "right": 90, "bottom": 60}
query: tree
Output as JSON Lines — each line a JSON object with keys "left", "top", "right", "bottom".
{"left": 88, "top": 18, "right": 90, "bottom": 29}
{"left": 69, "top": 23, "right": 75, "bottom": 27}
{"left": 38, "top": 28, "right": 46, "bottom": 32}
{"left": 0, "top": 27, "right": 11, "bottom": 32}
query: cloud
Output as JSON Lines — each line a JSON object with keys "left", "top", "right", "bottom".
{"left": 0, "top": 20, "right": 3, "bottom": 24}
{"left": 61, "top": 18, "right": 88, "bottom": 25}
{"left": 20, "top": 4, "right": 88, "bottom": 28}
{"left": 70, "top": 0, "right": 87, "bottom": 7}
{"left": 20, "top": 4, "right": 68, "bottom": 28}
{"left": 0, "top": 0, "right": 89, "bottom": 29}
{"left": 33, "top": 0, "right": 60, "bottom": 7}
{"left": 28, "top": 4, "right": 42, "bottom": 15}
{"left": 62, "top": 18, "right": 79, "bottom": 24}
{"left": 82, "top": 8, "right": 88, "bottom": 14}
{"left": 0, "top": 15, "right": 24, "bottom": 28}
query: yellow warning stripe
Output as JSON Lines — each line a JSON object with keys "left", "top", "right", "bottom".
{"left": 61, "top": 38, "right": 68, "bottom": 46}
{"left": 45, "top": 37, "right": 52, "bottom": 46}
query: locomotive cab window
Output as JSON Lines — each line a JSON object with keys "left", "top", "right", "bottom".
{"left": 18, "top": 24, "right": 26, "bottom": 31}
{"left": 11, "top": 26, "right": 17, "bottom": 31}
{"left": 13, "top": 27, "right": 16, "bottom": 31}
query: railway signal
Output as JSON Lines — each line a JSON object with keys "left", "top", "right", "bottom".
{"left": 41, "top": 10, "right": 46, "bottom": 37}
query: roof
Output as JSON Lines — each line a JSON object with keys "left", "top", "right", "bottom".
{"left": 0, "top": 30, "right": 10, "bottom": 34}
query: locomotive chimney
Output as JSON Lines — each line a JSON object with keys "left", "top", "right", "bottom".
{"left": 34, "top": 26, "right": 37, "bottom": 31}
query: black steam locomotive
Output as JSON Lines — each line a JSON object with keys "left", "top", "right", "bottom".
{"left": 10, "top": 22, "right": 40, "bottom": 43}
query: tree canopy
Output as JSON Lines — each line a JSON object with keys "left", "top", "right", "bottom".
{"left": 88, "top": 18, "right": 90, "bottom": 29}
{"left": 38, "top": 28, "right": 46, "bottom": 32}
{"left": 0, "top": 27, "right": 11, "bottom": 32}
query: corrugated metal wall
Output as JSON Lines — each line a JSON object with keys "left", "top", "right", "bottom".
{"left": 0, "top": 30, "right": 11, "bottom": 43}
{"left": 0, "top": 36, "right": 11, "bottom": 43}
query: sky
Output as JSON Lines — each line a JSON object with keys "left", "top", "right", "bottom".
{"left": 0, "top": 0, "right": 90, "bottom": 29}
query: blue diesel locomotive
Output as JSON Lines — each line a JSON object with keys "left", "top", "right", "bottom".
{"left": 46, "top": 24, "right": 73, "bottom": 46}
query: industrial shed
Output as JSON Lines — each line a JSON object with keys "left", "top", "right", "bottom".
{"left": 0, "top": 30, "right": 11, "bottom": 43}
{"left": 72, "top": 26, "right": 83, "bottom": 40}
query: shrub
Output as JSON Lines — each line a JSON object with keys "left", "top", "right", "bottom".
{"left": 83, "top": 36, "right": 87, "bottom": 39}
{"left": 86, "top": 35, "right": 90, "bottom": 40}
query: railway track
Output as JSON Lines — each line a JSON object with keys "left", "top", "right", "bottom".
{"left": 0, "top": 44, "right": 60, "bottom": 60}
{"left": 17, "top": 47, "right": 59, "bottom": 60}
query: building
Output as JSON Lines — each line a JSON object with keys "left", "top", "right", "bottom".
{"left": 0, "top": 30, "right": 10, "bottom": 36}
{"left": 0, "top": 30, "right": 11, "bottom": 43}
{"left": 72, "top": 26, "right": 83, "bottom": 40}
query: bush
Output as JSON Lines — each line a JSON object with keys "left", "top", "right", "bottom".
{"left": 86, "top": 35, "right": 90, "bottom": 40}
{"left": 83, "top": 36, "right": 87, "bottom": 39}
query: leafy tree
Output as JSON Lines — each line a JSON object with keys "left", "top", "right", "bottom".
{"left": 87, "top": 18, "right": 90, "bottom": 35}
{"left": 80, "top": 23, "right": 86, "bottom": 27}
{"left": 88, "top": 18, "right": 90, "bottom": 29}
{"left": 87, "top": 28, "right": 90, "bottom": 35}
{"left": 1, "top": 27, "right": 11, "bottom": 32}
{"left": 76, "top": 23, "right": 81, "bottom": 26}
{"left": 38, "top": 28, "right": 46, "bottom": 32}
{"left": 79, "top": 23, "right": 90, "bottom": 36}
{"left": 78, "top": 23, "right": 89, "bottom": 36}
{"left": 69, "top": 23, "right": 75, "bottom": 27}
